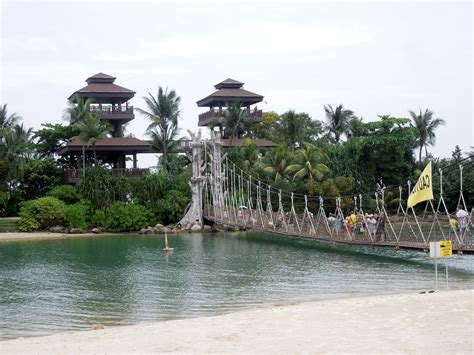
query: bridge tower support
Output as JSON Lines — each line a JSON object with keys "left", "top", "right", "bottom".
{"left": 209, "top": 131, "right": 225, "bottom": 215}
{"left": 179, "top": 130, "right": 205, "bottom": 230}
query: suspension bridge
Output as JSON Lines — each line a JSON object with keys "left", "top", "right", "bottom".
{"left": 180, "top": 132, "right": 474, "bottom": 254}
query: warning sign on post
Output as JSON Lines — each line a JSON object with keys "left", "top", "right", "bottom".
{"left": 439, "top": 240, "right": 452, "bottom": 257}
{"left": 430, "top": 241, "right": 452, "bottom": 258}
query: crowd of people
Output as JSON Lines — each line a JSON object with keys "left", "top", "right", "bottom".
{"left": 233, "top": 204, "right": 471, "bottom": 245}
{"left": 327, "top": 211, "right": 387, "bottom": 242}
{"left": 326, "top": 206, "right": 471, "bottom": 243}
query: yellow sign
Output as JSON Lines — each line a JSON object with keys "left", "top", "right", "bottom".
{"left": 439, "top": 240, "right": 452, "bottom": 257}
{"left": 408, "top": 162, "right": 434, "bottom": 208}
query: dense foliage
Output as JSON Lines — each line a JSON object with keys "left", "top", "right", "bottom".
{"left": 19, "top": 196, "right": 67, "bottom": 231}
{"left": 92, "top": 202, "right": 154, "bottom": 232}
{"left": 2, "top": 94, "right": 472, "bottom": 232}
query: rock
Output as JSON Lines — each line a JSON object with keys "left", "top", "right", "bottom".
{"left": 91, "top": 228, "right": 100, "bottom": 234}
{"left": 190, "top": 223, "right": 201, "bottom": 232}
{"left": 154, "top": 223, "right": 163, "bottom": 229}
{"left": 69, "top": 228, "right": 84, "bottom": 234}
{"left": 202, "top": 225, "right": 212, "bottom": 233}
{"left": 211, "top": 224, "right": 223, "bottom": 232}
{"left": 139, "top": 228, "right": 147, "bottom": 234}
{"left": 49, "top": 226, "right": 67, "bottom": 233}
{"left": 91, "top": 324, "right": 105, "bottom": 330}
{"left": 225, "top": 225, "right": 239, "bottom": 232}
{"left": 154, "top": 225, "right": 170, "bottom": 234}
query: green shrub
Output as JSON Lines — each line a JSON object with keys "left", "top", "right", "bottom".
{"left": 77, "top": 166, "right": 112, "bottom": 209}
{"left": 18, "top": 216, "right": 40, "bottom": 232}
{"left": 64, "top": 202, "right": 90, "bottom": 229}
{"left": 156, "top": 189, "right": 190, "bottom": 225}
{"left": 47, "top": 185, "right": 81, "bottom": 205}
{"left": 19, "top": 197, "right": 66, "bottom": 231}
{"left": 93, "top": 202, "right": 153, "bottom": 232}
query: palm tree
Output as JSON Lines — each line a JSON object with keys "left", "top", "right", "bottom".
{"left": 64, "top": 96, "right": 95, "bottom": 124}
{"left": 263, "top": 144, "right": 293, "bottom": 182}
{"left": 277, "top": 110, "right": 304, "bottom": 149}
{"left": 0, "top": 104, "right": 21, "bottom": 130}
{"left": 73, "top": 114, "right": 111, "bottom": 165}
{"left": 346, "top": 117, "right": 366, "bottom": 139}
{"left": 324, "top": 104, "right": 354, "bottom": 143}
{"left": 285, "top": 142, "right": 329, "bottom": 182}
{"left": 0, "top": 124, "right": 33, "bottom": 184}
{"left": 135, "top": 87, "right": 181, "bottom": 172}
{"left": 224, "top": 101, "right": 245, "bottom": 146}
{"left": 147, "top": 128, "right": 182, "bottom": 172}
{"left": 241, "top": 139, "right": 260, "bottom": 169}
{"left": 409, "top": 109, "right": 445, "bottom": 164}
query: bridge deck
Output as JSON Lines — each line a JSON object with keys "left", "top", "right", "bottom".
{"left": 205, "top": 215, "right": 474, "bottom": 255}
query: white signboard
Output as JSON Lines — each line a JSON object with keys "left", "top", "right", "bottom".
{"left": 429, "top": 241, "right": 440, "bottom": 258}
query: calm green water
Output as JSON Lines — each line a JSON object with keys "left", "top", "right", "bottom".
{"left": 1, "top": 232, "right": 473, "bottom": 340}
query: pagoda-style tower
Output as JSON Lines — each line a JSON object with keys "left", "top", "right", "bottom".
{"left": 197, "top": 78, "right": 264, "bottom": 131}
{"left": 59, "top": 73, "right": 152, "bottom": 183}
{"left": 68, "top": 72, "right": 135, "bottom": 138}
{"left": 196, "top": 78, "right": 276, "bottom": 149}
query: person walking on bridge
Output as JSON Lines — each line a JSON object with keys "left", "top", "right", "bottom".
{"left": 347, "top": 211, "right": 357, "bottom": 238}
{"left": 456, "top": 206, "right": 469, "bottom": 245}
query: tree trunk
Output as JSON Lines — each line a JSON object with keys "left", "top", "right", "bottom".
{"left": 419, "top": 146, "right": 422, "bottom": 164}
{"left": 82, "top": 144, "right": 86, "bottom": 177}
{"left": 93, "top": 145, "right": 97, "bottom": 166}
{"left": 163, "top": 147, "right": 167, "bottom": 172}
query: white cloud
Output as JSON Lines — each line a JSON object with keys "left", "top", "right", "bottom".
{"left": 3, "top": 36, "right": 59, "bottom": 54}
{"left": 1, "top": 62, "right": 89, "bottom": 89}
{"left": 94, "top": 22, "right": 372, "bottom": 61}
{"left": 266, "top": 86, "right": 440, "bottom": 108}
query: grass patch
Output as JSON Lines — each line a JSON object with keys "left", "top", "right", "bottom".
{"left": 0, "top": 217, "right": 20, "bottom": 232}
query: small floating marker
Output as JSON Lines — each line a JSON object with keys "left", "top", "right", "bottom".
{"left": 163, "top": 231, "right": 174, "bottom": 253}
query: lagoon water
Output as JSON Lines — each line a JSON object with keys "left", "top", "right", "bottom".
{"left": 1, "top": 232, "right": 473, "bottom": 339}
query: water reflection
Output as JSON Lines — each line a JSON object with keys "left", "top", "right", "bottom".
{"left": 0, "top": 232, "right": 472, "bottom": 339}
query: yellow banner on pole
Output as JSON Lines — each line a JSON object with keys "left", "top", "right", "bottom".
{"left": 407, "top": 161, "right": 434, "bottom": 208}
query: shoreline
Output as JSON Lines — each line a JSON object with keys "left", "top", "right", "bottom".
{"left": 1, "top": 289, "right": 472, "bottom": 353}
{"left": 0, "top": 231, "right": 144, "bottom": 242}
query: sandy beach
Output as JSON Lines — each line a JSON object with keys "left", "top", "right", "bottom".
{"left": 1, "top": 289, "right": 472, "bottom": 354}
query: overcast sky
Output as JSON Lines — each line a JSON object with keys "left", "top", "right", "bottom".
{"left": 1, "top": 0, "right": 472, "bottom": 168}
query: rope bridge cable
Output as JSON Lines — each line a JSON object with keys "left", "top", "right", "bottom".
{"left": 222, "top": 155, "right": 473, "bottom": 205}
{"left": 204, "top": 149, "right": 473, "bottom": 252}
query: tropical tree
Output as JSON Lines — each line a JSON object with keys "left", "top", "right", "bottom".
{"left": 135, "top": 87, "right": 181, "bottom": 171}
{"left": 409, "top": 109, "right": 445, "bottom": 164}
{"left": 147, "top": 128, "right": 182, "bottom": 171}
{"left": 241, "top": 139, "right": 260, "bottom": 169}
{"left": 33, "top": 123, "right": 76, "bottom": 158}
{"left": 73, "top": 114, "right": 111, "bottom": 165}
{"left": 251, "top": 111, "right": 279, "bottom": 141}
{"left": 346, "top": 117, "right": 366, "bottom": 139}
{"left": 224, "top": 101, "right": 245, "bottom": 145}
{"left": 64, "top": 96, "right": 95, "bottom": 124}
{"left": 0, "top": 124, "right": 33, "bottom": 186}
{"left": 0, "top": 104, "right": 21, "bottom": 130}
{"left": 285, "top": 142, "right": 329, "bottom": 182}
{"left": 263, "top": 144, "right": 293, "bottom": 182}
{"left": 324, "top": 104, "right": 354, "bottom": 143}
{"left": 274, "top": 110, "right": 322, "bottom": 149}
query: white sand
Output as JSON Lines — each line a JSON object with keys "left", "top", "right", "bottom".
{"left": 1, "top": 290, "right": 472, "bottom": 354}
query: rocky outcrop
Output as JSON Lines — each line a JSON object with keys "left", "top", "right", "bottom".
{"left": 49, "top": 226, "right": 67, "bottom": 233}
{"left": 69, "top": 228, "right": 85, "bottom": 234}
